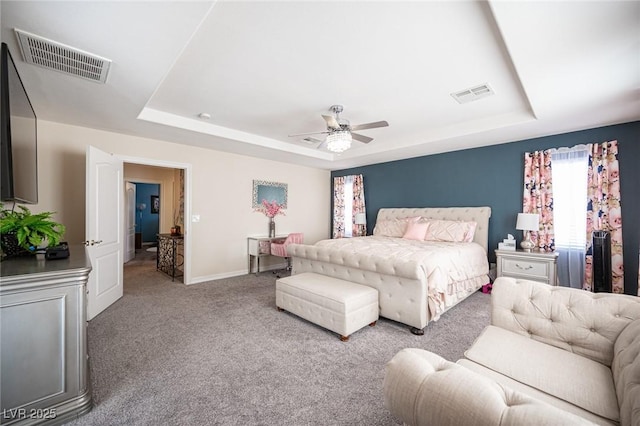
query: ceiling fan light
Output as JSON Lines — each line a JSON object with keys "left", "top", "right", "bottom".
{"left": 326, "top": 131, "right": 352, "bottom": 153}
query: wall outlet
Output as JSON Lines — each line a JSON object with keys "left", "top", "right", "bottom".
{"left": 192, "top": 214, "right": 200, "bottom": 223}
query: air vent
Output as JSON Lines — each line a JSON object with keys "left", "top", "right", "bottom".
{"left": 451, "top": 83, "right": 494, "bottom": 104}
{"left": 15, "top": 29, "right": 111, "bottom": 84}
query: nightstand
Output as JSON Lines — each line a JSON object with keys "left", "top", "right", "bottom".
{"left": 495, "top": 249, "right": 559, "bottom": 285}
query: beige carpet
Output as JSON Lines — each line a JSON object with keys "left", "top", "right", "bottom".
{"left": 67, "top": 257, "right": 491, "bottom": 425}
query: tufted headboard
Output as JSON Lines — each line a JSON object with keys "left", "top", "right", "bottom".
{"left": 376, "top": 207, "right": 492, "bottom": 253}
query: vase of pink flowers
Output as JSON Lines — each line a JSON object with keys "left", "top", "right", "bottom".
{"left": 268, "top": 217, "right": 276, "bottom": 238}
{"left": 255, "top": 199, "right": 285, "bottom": 237}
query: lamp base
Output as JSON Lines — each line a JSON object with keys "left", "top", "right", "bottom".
{"left": 520, "top": 235, "right": 535, "bottom": 251}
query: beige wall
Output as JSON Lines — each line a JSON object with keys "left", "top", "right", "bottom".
{"left": 35, "top": 120, "right": 331, "bottom": 282}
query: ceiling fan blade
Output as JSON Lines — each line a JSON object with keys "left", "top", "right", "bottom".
{"left": 316, "top": 140, "right": 328, "bottom": 150}
{"left": 351, "top": 133, "right": 374, "bottom": 144}
{"left": 288, "top": 130, "right": 330, "bottom": 137}
{"left": 350, "top": 120, "right": 389, "bottom": 131}
{"left": 322, "top": 114, "right": 340, "bottom": 129}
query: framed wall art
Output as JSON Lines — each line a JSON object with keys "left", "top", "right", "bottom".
{"left": 252, "top": 180, "right": 287, "bottom": 208}
{"left": 151, "top": 195, "right": 160, "bottom": 214}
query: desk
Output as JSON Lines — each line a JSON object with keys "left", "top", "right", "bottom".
{"left": 157, "top": 234, "right": 184, "bottom": 281}
{"left": 247, "top": 235, "right": 286, "bottom": 275}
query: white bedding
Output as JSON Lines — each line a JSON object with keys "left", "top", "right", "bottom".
{"left": 314, "top": 235, "right": 489, "bottom": 319}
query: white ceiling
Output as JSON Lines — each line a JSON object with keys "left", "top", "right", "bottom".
{"left": 2, "top": 1, "right": 639, "bottom": 170}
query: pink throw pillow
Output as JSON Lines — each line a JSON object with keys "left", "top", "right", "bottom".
{"left": 402, "top": 221, "right": 429, "bottom": 241}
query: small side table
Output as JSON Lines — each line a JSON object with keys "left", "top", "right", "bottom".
{"left": 157, "top": 233, "right": 184, "bottom": 281}
{"left": 495, "top": 249, "right": 559, "bottom": 285}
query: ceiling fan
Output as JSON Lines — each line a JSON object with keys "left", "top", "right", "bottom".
{"left": 288, "top": 105, "right": 389, "bottom": 153}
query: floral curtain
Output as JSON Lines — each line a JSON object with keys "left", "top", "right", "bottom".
{"left": 584, "top": 140, "right": 624, "bottom": 293}
{"left": 523, "top": 150, "right": 554, "bottom": 251}
{"left": 352, "top": 175, "right": 366, "bottom": 237}
{"left": 333, "top": 176, "right": 346, "bottom": 238}
{"left": 332, "top": 174, "right": 366, "bottom": 238}
{"left": 177, "top": 169, "right": 184, "bottom": 226}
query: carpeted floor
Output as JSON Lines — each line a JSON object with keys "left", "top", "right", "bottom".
{"left": 68, "top": 251, "right": 491, "bottom": 425}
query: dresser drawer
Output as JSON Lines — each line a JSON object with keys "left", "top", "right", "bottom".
{"left": 501, "top": 257, "right": 550, "bottom": 280}
{"left": 495, "top": 249, "right": 558, "bottom": 285}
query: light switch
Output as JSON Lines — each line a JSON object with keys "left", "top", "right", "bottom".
{"left": 192, "top": 214, "right": 200, "bottom": 223}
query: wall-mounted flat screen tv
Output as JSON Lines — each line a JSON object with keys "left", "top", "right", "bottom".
{"left": 1, "top": 42, "right": 38, "bottom": 204}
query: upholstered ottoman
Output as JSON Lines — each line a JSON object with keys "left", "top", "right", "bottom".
{"left": 276, "top": 272, "right": 379, "bottom": 341}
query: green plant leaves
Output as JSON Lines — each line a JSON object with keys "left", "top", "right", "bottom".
{"left": 0, "top": 203, "right": 65, "bottom": 251}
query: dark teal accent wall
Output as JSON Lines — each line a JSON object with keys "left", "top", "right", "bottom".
{"left": 332, "top": 121, "right": 640, "bottom": 295}
{"left": 135, "top": 183, "right": 160, "bottom": 243}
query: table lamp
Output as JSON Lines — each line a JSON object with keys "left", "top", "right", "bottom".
{"left": 516, "top": 213, "right": 539, "bottom": 251}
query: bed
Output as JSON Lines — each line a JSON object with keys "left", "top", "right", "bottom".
{"left": 287, "top": 207, "right": 491, "bottom": 334}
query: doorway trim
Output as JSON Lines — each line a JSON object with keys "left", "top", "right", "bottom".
{"left": 119, "top": 155, "right": 192, "bottom": 284}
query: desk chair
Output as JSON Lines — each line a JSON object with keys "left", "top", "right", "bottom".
{"left": 271, "top": 233, "right": 304, "bottom": 278}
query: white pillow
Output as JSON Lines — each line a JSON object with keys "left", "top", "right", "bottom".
{"left": 373, "top": 217, "right": 420, "bottom": 237}
{"left": 423, "top": 220, "right": 477, "bottom": 243}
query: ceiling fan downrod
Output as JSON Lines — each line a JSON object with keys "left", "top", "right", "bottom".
{"left": 329, "top": 104, "right": 343, "bottom": 119}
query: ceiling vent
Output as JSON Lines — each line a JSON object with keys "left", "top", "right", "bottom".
{"left": 15, "top": 29, "right": 111, "bottom": 84}
{"left": 451, "top": 83, "right": 494, "bottom": 104}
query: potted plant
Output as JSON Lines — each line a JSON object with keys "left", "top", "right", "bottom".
{"left": 0, "top": 203, "right": 66, "bottom": 258}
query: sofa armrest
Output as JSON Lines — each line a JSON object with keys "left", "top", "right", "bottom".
{"left": 383, "top": 348, "right": 596, "bottom": 426}
{"left": 491, "top": 277, "right": 640, "bottom": 366}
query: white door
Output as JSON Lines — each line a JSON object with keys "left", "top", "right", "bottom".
{"left": 86, "top": 146, "right": 123, "bottom": 320}
{"left": 124, "top": 181, "right": 136, "bottom": 263}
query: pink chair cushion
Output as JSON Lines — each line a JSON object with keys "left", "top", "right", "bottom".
{"left": 271, "top": 243, "right": 288, "bottom": 257}
{"left": 271, "top": 233, "right": 304, "bottom": 258}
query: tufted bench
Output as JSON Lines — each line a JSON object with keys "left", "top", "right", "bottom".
{"left": 276, "top": 272, "right": 379, "bottom": 341}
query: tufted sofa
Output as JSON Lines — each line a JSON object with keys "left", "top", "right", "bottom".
{"left": 384, "top": 277, "right": 640, "bottom": 426}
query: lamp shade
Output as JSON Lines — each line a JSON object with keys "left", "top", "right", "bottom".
{"left": 354, "top": 213, "right": 366, "bottom": 225}
{"left": 516, "top": 213, "right": 539, "bottom": 231}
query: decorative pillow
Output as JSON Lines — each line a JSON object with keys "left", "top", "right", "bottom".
{"left": 462, "top": 221, "right": 478, "bottom": 243}
{"left": 423, "top": 220, "right": 477, "bottom": 243}
{"left": 373, "top": 217, "right": 420, "bottom": 237}
{"left": 402, "top": 221, "right": 429, "bottom": 241}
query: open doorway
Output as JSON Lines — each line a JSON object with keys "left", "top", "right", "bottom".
{"left": 123, "top": 162, "right": 186, "bottom": 283}
{"left": 86, "top": 146, "right": 192, "bottom": 319}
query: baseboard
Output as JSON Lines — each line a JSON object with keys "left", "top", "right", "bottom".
{"left": 187, "top": 262, "right": 288, "bottom": 285}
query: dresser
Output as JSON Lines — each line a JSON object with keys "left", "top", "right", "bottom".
{"left": 495, "top": 249, "right": 559, "bottom": 285}
{"left": 0, "top": 246, "right": 92, "bottom": 425}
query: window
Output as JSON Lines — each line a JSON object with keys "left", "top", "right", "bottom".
{"left": 550, "top": 147, "right": 588, "bottom": 287}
